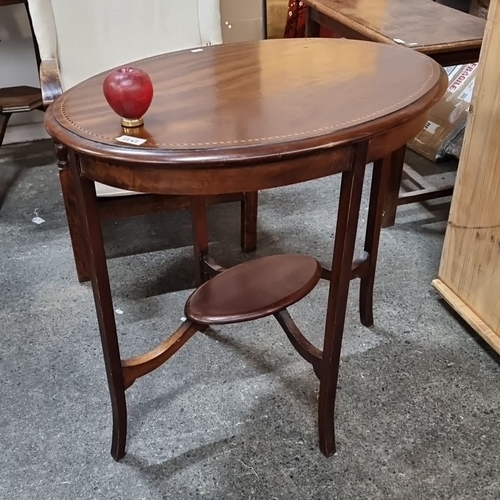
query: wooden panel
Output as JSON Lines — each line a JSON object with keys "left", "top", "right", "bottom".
{"left": 436, "top": 0, "right": 500, "bottom": 353}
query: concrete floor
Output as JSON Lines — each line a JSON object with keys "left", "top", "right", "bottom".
{"left": 1, "top": 140, "right": 499, "bottom": 499}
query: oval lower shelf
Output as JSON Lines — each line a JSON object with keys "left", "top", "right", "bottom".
{"left": 185, "top": 254, "right": 321, "bottom": 325}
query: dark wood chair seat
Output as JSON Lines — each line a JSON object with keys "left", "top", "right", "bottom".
{"left": 0, "top": 86, "right": 42, "bottom": 114}
{"left": 185, "top": 254, "right": 322, "bottom": 325}
{"left": 0, "top": 85, "right": 43, "bottom": 170}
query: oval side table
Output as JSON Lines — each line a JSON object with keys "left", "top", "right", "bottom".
{"left": 44, "top": 39, "right": 447, "bottom": 461}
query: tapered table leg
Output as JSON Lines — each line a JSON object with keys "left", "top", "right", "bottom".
{"left": 318, "top": 143, "right": 368, "bottom": 457}
{"left": 240, "top": 191, "right": 258, "bottom": 253}
{"left": 71, "top": 152, "right": 127, "bottom": 461}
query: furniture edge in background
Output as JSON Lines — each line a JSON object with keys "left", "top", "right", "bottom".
{"left": 303, "top": 0, "right": 485, "bottom": 227}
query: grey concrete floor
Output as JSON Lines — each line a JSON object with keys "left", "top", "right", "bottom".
{"left": 1, "top": 140, "right": 499, "bottom": 499}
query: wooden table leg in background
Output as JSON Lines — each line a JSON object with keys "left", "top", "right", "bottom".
{"left": 0, "top": 113, "right": 13, "bottom": 210}
{"left": 190, "top": 197, "right": 210, "bottom": 286}
{"left": 382, "top": 145, "right": 406, "bottom": 228}
{"left": 360, "top": 155, "right": 391, "bottom": 326}
{"left": 240, "top": 191, "right": 258, "bottom": 253}
{"left": 318, "top": 142, "right": 368, "bottom": 457}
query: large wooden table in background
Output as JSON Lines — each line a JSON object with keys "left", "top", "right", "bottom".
{"left": 304, "top": 0, "right": 485, "bottom": 226}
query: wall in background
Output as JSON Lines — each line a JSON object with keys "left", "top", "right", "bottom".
{"left": 0, "top": 4, "right": 47, "bottom": 143}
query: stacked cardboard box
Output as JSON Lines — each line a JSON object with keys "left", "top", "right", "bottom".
{"left": 444, "top": 0, "right": 490, "bottom": 158}
{"left": 408, "top": 2, "right": 488, "bottom": 160}
{"left": 408, "top": 63, "right": 477, "bottom": 160}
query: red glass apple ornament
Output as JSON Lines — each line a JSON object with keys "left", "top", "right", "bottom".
{"left": 103, "top": 66, "right": 154, "bottom": 128}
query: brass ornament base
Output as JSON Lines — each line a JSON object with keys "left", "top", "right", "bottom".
{"left": 121, "top": 117, "right": 144, "bottom": 128}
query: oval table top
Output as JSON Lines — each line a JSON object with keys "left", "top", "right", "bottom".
{"left": 45, "top": 39, "right": 447, "bottom": 168}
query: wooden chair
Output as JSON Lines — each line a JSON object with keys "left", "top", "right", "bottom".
{"left": 0, "top": 0, "right": 43, "bottom": 150}
{"left": 0, "top": 1, "right": 43, "bottom": 209}
{"left": 0, "top": 86, "right": 42, "bottom": 150}
{"left": 26, "top": 0, "right": 258, "bottom": 282}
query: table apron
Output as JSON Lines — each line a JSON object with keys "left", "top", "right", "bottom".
{"left": 78, "top": 144, "right": 352, "bottom": 196}
{"left": 76, "top": 114, "right": 429, "bottom": 196}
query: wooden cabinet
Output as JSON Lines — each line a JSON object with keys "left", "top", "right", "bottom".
{"left": 433, "top": 0, "right": 500, "bottom": 354}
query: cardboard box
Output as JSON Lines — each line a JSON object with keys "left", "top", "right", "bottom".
{"left": 469, "top": 0, "right": 490, "bottom": 18}
{"left": 220, "top": 0, "right": 265, "bottom": 42}
{"left": 409, "top": 1, "right": 487, "bottom": 161}
{"left": 444, "top": 127, "right": 465, "bottom": 159}
{"left": 408, "top": 63, "right": 477, "bottom": 161}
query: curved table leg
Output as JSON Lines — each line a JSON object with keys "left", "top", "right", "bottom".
{"left": 318, "top": 143, "right": 367, "bottom": 457}
{"left": 274, "top": 309, "right": 322, "bottom": 378}
{"left": 360, "top": 155, "right": 391, "bottom": 327}
{"left": 72, "top": 153, "right": 127, "bottom": 461}
{"left": 122, "top": 321, "right": 201, "bottom": 389}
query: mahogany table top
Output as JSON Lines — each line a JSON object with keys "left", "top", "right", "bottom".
{"left": 45, "top": 39, "right": 446, "bottom": 168}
